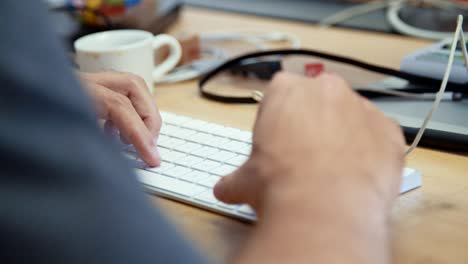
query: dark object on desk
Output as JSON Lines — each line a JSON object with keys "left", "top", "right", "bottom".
{"left": 47, "top": 0, "right": 182, "bottom": 49}
{"left": 402, "top": 126, "right": 468, "bottom": 153}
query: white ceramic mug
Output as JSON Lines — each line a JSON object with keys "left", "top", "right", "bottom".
{"left": 74, "top": 30, "right": 182, "bottom": 92}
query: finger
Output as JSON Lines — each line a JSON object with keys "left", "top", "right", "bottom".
{"left": 214, "top": 163, "right": 262, "bottom": 208}
{"left": 104, "top": 90, "right": 161, "bottom": 167}
{"left": 256, "top": 72, "right": 305, "bottom": 128}
{"left": 105, "top": 120, "right": 132, "bottom": 146}
{"left": 214, "top": 174, "right": 250, "bottom": 205}
{"left": 86, "top": 72, "right": 162, "bottom": 138}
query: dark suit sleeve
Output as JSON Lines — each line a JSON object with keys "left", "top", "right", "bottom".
{"left": 0, "top": 1, "right": 207, "bottom": 263}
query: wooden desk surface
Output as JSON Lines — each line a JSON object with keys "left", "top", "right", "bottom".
{"left": 151, "top": 7, "right": 468, "bottom": 263}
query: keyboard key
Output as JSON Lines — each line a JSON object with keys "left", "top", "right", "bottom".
{"left": 157, "top": 135, "right": 171, "bottom": 145}
{"left": 158, "top": 147, "right": 171, "bottom": 156}
{"left": 146, "top": 162, "right": 175, "bottom": 173}
{"left": 211, "top": 164, "right": 237, "bottom": 176}
{"left": 136, "top": 169, "right": 206, "bottom": 197}
{"left": 208, "top": 150, "right": 237, "bottom": 162}
{"left": 174, "top": 155, "right": 204, "bottom": 167}
{"left": 192, "top": 160, "right": 221, "bottom": 171}
{"left": 225, "top": 128, "right": 249, "bottom": 141}
{"left": 195, "top": 190, "right": 219, "bottom": 204}
{"left": 191, "top": 146, "right": 219, "bottom": 157}
{"left": 198, "top": 176, "right": 220, "bottom": 188}
{"left": 225, "top": 155, "right": 248, "bottom": 166}
{"left": 158, "top": 138, "right": 186, "bottom": 149}
{"left": 190, "top": 133, "right": 212, "bottom": 144}
{"left": 204, "top": 136, "right": 230, "bottom": 147}
{"left": 160, "top": 111, "right": 176, "bottom": 121}
{"left": 219, "top": 141, "right": 250, "bottom": 153}
{"left": 180, "top": 119, "right": 208, "bottom": 130}
{"left": 161, "top": 151, "right": 186, "bottom": 163}
{"left": 173, "top": 142, "right": 202, "bottom": 153}
{"left": 159, "top": 111, "right": 176, "bottom": 120}
{"left": 179, "top": 170, "right": 210, "bottom": 183}
{"left": 237, "top": 131, "right": 252, "bottom": 142}
{"left": 170, "top": 127, "right": 197, "bottom": 139}
{"left": 162, "top": 113, "right": 191, "bottom": 125}
{"left": 198, "top": 123, "right": 224, "bottom": 134}
{"left": 213, "top": 127, "right": 237, "bottom": 138}
{"left": 238, "top": 145, "right": 252, "bottom": 155}
{"left": 159, "top": 124, "right": 179, "bottom": 135}
{"left": 163, "top": 166, "right": 192, "bottom": 178}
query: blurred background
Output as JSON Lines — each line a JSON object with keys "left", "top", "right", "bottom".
{"left": 44, "top": 0, "right": 468, "bottom": 45}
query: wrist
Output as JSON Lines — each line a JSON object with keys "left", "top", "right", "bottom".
{"left": 257, "top": 173, "right": 391, "bottom": 263}
{"left": 261, "top": 165, "right": 391, "bottom": 224}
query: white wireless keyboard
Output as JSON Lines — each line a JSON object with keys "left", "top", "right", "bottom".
{"left": 123, "top": 111, "right": 422, "bottom": 222}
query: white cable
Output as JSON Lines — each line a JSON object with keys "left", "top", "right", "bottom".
{"left": 387, "top": 0, "right": 465, "bottom": 40}
{"left": 319, "top": 0, "right": 468, "bottom": 40}
{"left": 200, "top": 31, "right": 301, "bottom": 49}
{"left": 406, "top": 15, "right": 468, "bottom": 155}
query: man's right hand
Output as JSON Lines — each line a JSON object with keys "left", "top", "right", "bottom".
{"left": 214, "top": 72, "right": 406, "bottom": 264}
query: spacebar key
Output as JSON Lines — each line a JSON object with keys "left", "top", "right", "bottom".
{"left": 135, "top": 169, "right": 206, "bottom": 197}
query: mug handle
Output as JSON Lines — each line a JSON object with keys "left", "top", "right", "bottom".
{"left": 152, "top": 34, "right": 182, "bottom": 81}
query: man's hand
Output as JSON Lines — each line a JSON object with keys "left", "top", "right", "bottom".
{"left": 80, "top": 72, "right": 162, "bottom": 167}
{"left": 214, "top": 72, "right": 405, "bottom": 264}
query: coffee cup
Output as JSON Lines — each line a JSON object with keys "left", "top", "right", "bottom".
{"left": 74, "top": 30, "right": 182, "bottom": 92}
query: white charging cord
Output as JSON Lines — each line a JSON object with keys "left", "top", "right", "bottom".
{"left": 320, "top": 0, "right": 468, "bottom": 40}
{"left": 200, "top": 31, "right": 302, "bottom": 49}
{"left": 387, "top": 0, "right": 464, "bottom": 40}
{"left": 406, "top": 14, "right": 468, "bottom": 155}
{"left": 320, "top": 0, "right": 399, "bottom": 27}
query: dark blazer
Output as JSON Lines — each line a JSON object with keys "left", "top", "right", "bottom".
{"left": 0, "top": 1, "right": 205, "bottom": 263}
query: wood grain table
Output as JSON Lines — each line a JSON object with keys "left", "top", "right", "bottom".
{"left": 150, "top": 7, "right": 468, "bottom": 263}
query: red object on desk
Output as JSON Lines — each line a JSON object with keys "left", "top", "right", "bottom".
{"left": 304, "top": 63, "right": 325, "bottom": 77}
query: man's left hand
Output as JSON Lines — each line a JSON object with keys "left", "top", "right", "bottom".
{"left": 80, "top": 72, "right": 162, "bottom": 167}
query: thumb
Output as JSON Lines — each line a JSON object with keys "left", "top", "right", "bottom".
{"left": 213, "top": 163, "right": 260, "bottom": 207}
